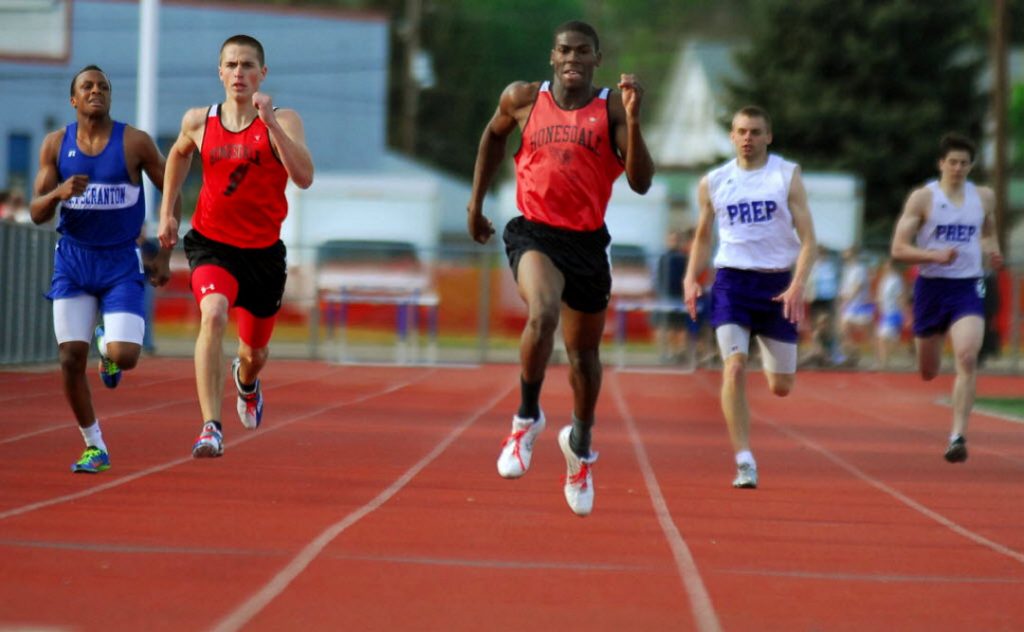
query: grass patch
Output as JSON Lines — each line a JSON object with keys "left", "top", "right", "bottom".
{"left": 974, "top": 397, "right": 1024, "bottom": 420}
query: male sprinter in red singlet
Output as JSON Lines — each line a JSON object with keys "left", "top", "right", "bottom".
{"left": 467, "top": 21, "right": 655, "bottom": 516}
{"left": 158, "top": 34, "right": 314, "bottom": 458}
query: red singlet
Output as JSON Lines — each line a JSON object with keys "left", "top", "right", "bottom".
{"left": 514, "top": 82, "right": 625, "bottom": 231}
{"left": 192, "top": 104, "right": 289, "bottom": 248}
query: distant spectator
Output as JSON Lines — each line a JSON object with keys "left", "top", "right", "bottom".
{"left": 0, "top": 190, "right": 11, "bottom": 222}
{"left": 874, "top": 257, "right": 908, "bottom": 369}
{"left": 837, "top": 247, "right": 874, "bottom": 366}
{"left": 803, "top": 245, "right": 840, "bottom": 359}
{"left": 798, "top": 311, "right": 836, "bottom": 369}
{"left": 653, "top": 228, "right": 691, "bottom": 364}
{"left": 7, "top": 191, "right": 31, "bottom": 224}
{"left": 807, "top": 245, "right": 840, "bottom": 320}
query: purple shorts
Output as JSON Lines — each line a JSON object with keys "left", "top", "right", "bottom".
{"left": 710, "top": 268, "right": 798, "bottom": 343}
{"left": 912, "top": 276, "right": 984, "bottom": 337}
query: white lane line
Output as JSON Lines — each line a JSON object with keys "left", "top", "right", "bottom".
{"left": 691, "top": 371, "right": 1024, "bottom": 567}
{"left": 812, "top": 373, "right": 1024, "bottom": 467}
{"left": 609, "top": 373, "right": 723, "bottom": 632}
{"left": 209, "top": 382, "right": 514, "bottom": 632}
{"left": 0, "top": 424, "right": 69, "bottom": 444}
{"left": 0, "top": 370, "right": 435, "bottom": 521}
{"left": 718, "top": 568, "right": 1024, "bottom": 584}
{"left": 0, "top": 372, "right": 191, "bottom": 405}
{"left": 0, "top": 540, "right": 652, "bottom": 573}
{"left": 761, "top": 411, "right": 1024, "bottom": 565}
{"left": 0, "top": 367, "right": 330, "bottom": 444}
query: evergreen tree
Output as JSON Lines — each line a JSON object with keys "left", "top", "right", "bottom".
{"left": 728, "top": 0, "right": 987, "bottom": 243}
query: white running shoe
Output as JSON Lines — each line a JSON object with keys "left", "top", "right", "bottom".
{"left": 496, "top": 411, "right": 546, "bottom": 478}
{"left": 558, "top": 425, "right": 598, "bottom": 516}
{"left": 192, "top": 422, "right": 224, "bottom": 458}
{"left": 732, "top": 462, "right": 758, "bottom": 489}
{"left": 232, "top": 357, "right": 263, "bottom": 429}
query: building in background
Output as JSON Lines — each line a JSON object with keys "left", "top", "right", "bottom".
{"left": 0, "top": 0, "right": 493, "bottom": 258}
{"left": 0, "top": 1, "right": 390, "bottom": 194}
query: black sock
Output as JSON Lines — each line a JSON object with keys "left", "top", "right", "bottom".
{"left": 569, "top": 415, "right": 592, "bottom": 457}
{"left": 208, "top": 420, "right": 222, "bottom": 432}
{"left": 517, "top": 376, "right": 543, "bottom": 419}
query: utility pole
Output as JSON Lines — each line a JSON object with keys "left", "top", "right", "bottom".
{"left": 992, "top": 0, "right": 1009, "bottom": 255}
{"left": 400, "top": 0, "right": 422, "bottom": 155}
{"left": 137, "top": 0, "right": 160, "bottom": 228}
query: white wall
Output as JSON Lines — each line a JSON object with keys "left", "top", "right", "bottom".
{"left": 282, "top": 173, "right": 442, "bottom": 266}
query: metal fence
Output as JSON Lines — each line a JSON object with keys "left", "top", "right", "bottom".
{"left": 149, "top": 241, "right": 1024, "bottom": 372}
{"left": 4, "top": 232, "right": 1024, "bottom": 372}
{"left": 1, "top": 222, "right": 58, "bottom": 365}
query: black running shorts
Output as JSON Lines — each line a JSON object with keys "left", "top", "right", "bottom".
{"left": 503, "top": 215, "right": 612, "bottom": 314}
{"left": 183, "top": 229, "right": 287, "bottom": 318}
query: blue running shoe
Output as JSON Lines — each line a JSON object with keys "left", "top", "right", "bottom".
{"left": 192, "top": 422, "right": 224, "bottom": 458}
{"left": 232, "top": 357, "right": 263, "bottom": 429}
{"left": 94, "top": 325, "right": 121, "bottom": 389}
{"left": 71, "top": 446, "right": 110, "bottom": 473}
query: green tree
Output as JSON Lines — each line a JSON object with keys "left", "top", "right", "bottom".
{"left": 410, "top": 1, "right": 755, "bottom": 179}
{"left": 413, "top": 1, "right": 583, "bottom": 177}
{"left": 728, "top": 0, "right": 988, "bottom": 244}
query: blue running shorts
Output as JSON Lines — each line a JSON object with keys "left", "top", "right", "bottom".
{"left": 46, "top": 239, "right": 146, "bottom": 318}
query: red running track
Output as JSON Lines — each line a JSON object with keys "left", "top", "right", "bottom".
{"left": 0, "top": 359, "right": 1022, "bottom": 631}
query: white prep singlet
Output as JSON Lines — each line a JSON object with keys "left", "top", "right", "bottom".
{"left": 916, "top": 180, "right": 984, "bottom": 279}
{"left": 708, "top": 154, "right": 801, "bottom": 270}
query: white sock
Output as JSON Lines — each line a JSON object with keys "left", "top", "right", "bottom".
{"left": 735, "top": 450, "right": 755, "bottom": 467}
{"left": 80, "top": 420, "right": 107, "bottom": 452}
{"left": 96, "top": 330, "right": 108, "bottom": 356}
{"left": 950, "top": 432, "right": 964, "bottom": 441}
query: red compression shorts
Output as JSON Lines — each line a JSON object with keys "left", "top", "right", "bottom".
{"left": 190, "top": 264, "right": 277, "bottom": 348}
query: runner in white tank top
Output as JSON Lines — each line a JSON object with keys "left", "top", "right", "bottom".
{"left": 916, "top": 180, "right": 985, "bottom": 279}
{"left": 890, "top": 133, "right": 1002, "bottom": 463}
{"left": 683, "top": 106, "right": 818, "bottom": 490}
{"left": 707, "top": 153, "right": 801, "bottom": 271}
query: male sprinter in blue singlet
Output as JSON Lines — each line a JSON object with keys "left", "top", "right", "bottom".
{"left": 30, "top": 65, "right": 177, "bottom": 473}
{"left": 890, "top": 133, "right": 1002, "bottom": 463}
{"left": 684, "top": 106, "right": 817, "bottom": 489}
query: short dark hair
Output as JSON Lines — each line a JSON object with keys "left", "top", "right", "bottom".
{"left": 939, "top": 132, "right": 976, "bottom": 162}
{"left": 553, "top": 20, "right": 599, "bottom": 51}
{"left": 220, "top": 34, "right": 265, "bottom": 66}
{"left": 70, "top": 65, "right": 109, "bottom": 97}
{"left": 734, "top": 105, "right": 772, "bottom": 131}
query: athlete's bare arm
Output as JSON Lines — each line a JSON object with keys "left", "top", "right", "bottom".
{"left": 126, "top": 126, "right": 176, "bottom": 286}
{"left": 157, "top": 107, "right": 205, "bottom": 250}
{"left": 610, "top": 73, "right": 654, "bottom": 195}
{"left": 252, "top": 92, "right": 314, "bottom": 189}
{"left": 29, "top": 130, "right": 89, "bottom": 225}
{"left": 890, "top": 187, "right": 956, "bottom": 266}
{"left": 466, "top": 81, "right": 539, "bottom": 244}
{"left": 776, "top": 167, "right": 817, "bottom": 324}
{"left": 683, "top": 176, "right": 715, "bottom": 319}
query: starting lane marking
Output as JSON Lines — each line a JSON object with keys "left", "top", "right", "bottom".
{"left": 0, "top": 367, "right": 436, "bottom": 521}
{"left": 692, "top": 371, "right": 1024, "bottom": 567}
{"left": 209, "top": 381, "right": 515, "bottom": 632}
{"left": 718, "top": 568, "right": 1024, "bottom": 584}
{"left": 609, "top": 373, "right": 723, "bottom": 632}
